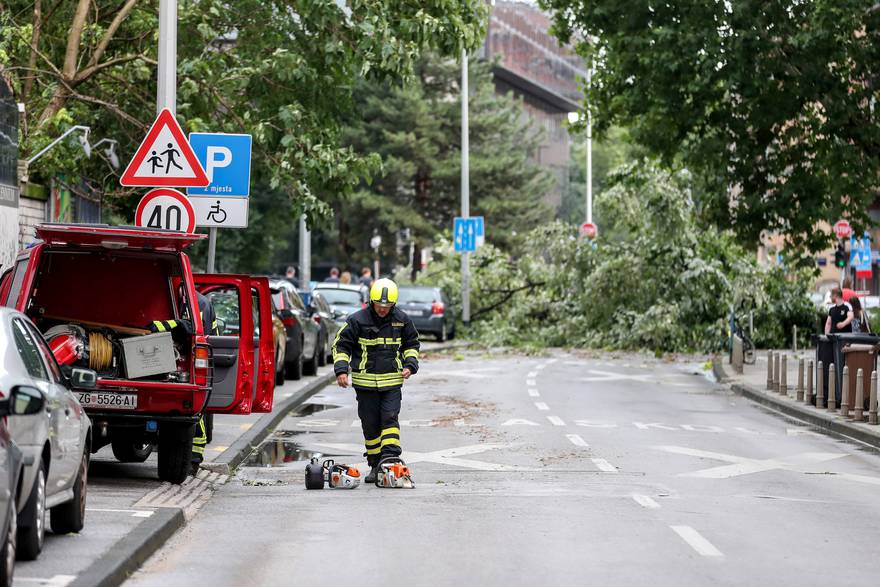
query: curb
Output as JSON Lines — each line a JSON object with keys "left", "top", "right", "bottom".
{"left": 202, "top": 371, "right": 335, "bottom": 475}
{"left": 70, "top": 507, "right": 184, "bottom": 587}
{"left": 713, "top": 357, "right": 880, "bottom": 451}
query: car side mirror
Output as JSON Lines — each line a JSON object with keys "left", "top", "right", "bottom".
{"left": 71, "top": 368, "right": 97, "bottom": 389}
{"left": 1, "top": 386, "right": 45, "bottom": 416}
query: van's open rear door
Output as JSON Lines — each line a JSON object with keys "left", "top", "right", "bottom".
{"left": 250, "top": 276, "right": 275, "bottom": 413}
{"left": 194, "top": 274, "right": 255, "bottom": 415}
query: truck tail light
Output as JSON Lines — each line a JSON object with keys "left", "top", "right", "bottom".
{"left": 282, "top": 316, "right": 296, "bottom": 329}
{"left": 194, "top": 344, "right": 212, "bottom": 387}
{"left": 431, "top": 301, "right": 445, "bottom": 315}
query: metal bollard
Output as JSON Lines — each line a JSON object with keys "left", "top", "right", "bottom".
{"left": 854, "top": 368, "right": 865, "bottom": 422}
{"left": 869, "top": 371, "right": 878, "bottom": 425}
{"left": 766, "top": 350, "right": 774, "bottom": 390}
{"left": 828, "top": 364, "right": 837, "bottom": 411}
{"left": 817, "top": 361, "right": 825, "bottom": 408}
{"left": 796, "top": 358, "right": 804, "bottom": 402}
{"left": 774, "top": 353, "right": 781, "bottom": 393}
{"left": 806, "top": 359, "right": 814, "bottom": 405}
{"left": 793, "top": 325, "right": 798, "bottom": 352}
{"left": 780, "top": 354, "right": 788, "bottom": 395}
{"left": 840, "top": 365, "right": 850, "bottom": 417}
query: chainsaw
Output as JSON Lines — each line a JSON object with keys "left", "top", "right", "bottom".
{"left": 304, "top": 458, "right": 361, "bottom": 490}
{"left": 375, "top": 456, "right": 415, "bottom": 488}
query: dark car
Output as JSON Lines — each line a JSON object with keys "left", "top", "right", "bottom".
{"left": 270, "top": 281, "right": 321, "bottom": 378}
{"left": 308, "top": 292, "right": 343, "bottom": 364}
{"left": 312, "top": 283, "right": 368, "bottom": 320}
{"left": 397, "top": 286, "right": 456, "bottom": 341}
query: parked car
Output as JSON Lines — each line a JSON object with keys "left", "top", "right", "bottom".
{"left": 397, "top": 286, "right": 455, "bottom": 341}
{"left": 0, "top": 380, "right": 45, "bottom": 586}
{"left": 1, "top": 224, "right": 276, "bottom": 484}
{"left": 269, "top": 281, "right": 321, "bottom": 378}
{"left": 309, "top": 292, "right": 343, "bottom": 364}
{"left": 312, "top": 283, "right": 368, "bottom": 320}
{"left": 0, "top": 309, "right": 94, "bottom": 560}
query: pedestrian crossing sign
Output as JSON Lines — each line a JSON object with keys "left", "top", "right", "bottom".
{"left": 120, "top": 109, "right": 209, "bottom": 187}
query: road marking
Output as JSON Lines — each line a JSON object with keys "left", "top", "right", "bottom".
{"left": 207, "top": 445, "right": 228, "bottom": 453}
{"left": 527, "top": 371, "right": 538, "bottom": 377}
{"left": 671, "top": 526, "right": 723, "bottom": 557}
{"left": 528, "top": 388, "right": 540, "bottom": 397}
{"left": 16, "top": 576, "right": 77, "bottom": 586}
{"left": 534, "top": 402, "right": 550, "bottom": 411}
{"left": 314, "top": 442, "right": 534, "bottom": 472}
{"left": 655, "top": 445, "right": 851, "bottom": 480}
{"left": 239, "top": 422, "right": 254, "bottom": 431}
{"left": 351, "top": 419, "right": 361, "bottom": 427}
{"left": 501, "top": 419, "right": 540, "bottom": 426}
{"left": 547, "top": 416, "right": 565, "bottom": 426}
{"left": 592, "top": 458, "right": 617, "bottom": 472}
{"left": 84, "top": 508, "right": 155, "bottom": 517}
{"left": 566, "top": 434, "right": 589, "bottom": 447}
{"left": 454, "top": 419, "right": 466, "bottom": 427}
{"left": 578, "top": 369, "right": 654, "bottom": 383}
{"left": 298, "top": 419, "right": 341, "bottom": 427}
{"left": 536, "top": 364, "right": 546, "bottom": 371}
{"left": 527, "top": 379, "right": 536, "bottom": 386}
{"left": 632, "top": 494, "right": 660, "bottom": 509}
{"left": 546, "top": 358, "right": 558, "bottom": 364}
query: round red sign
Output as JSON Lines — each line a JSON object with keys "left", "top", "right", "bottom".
{"left": 834, "top": 220, "right": 852, "bottom": 239}
{"left": 135, "top": 188, "right": 196, "bottom": 233}
{"left": 580, "top": 222, "right": 598, "bottom": 240}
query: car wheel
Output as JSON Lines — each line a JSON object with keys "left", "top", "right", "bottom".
{"left": 303, "top": 339, "right": 319, "bottom": 376}
{"left": 317, "top": 335, "right": 327, "bottom": 367}
{"left": 0, "top": 491, "right": 17, "bottom": 587}
{"left": 50, "top": 450, "right": 88, "bottom": 534}
{"left": 436, "top": 322, "right": 447, "bottom": 342}
{"left": 275, "top": 347, "right": 285, "bottom": 386}
{"left": 156, "top": 424, "right": 191, "bottom": 485}
{"left": 17, "top": 460, "right": 45, "bottom": 560}
{"left": 286, "top": 345, "right": 303, "bottom": 380}
{"left": 111, "top": 439, "right": 153, "bottom": 463}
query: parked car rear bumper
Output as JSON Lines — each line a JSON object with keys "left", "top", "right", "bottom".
{"left": 410, "top": 314, "right": 446, "bottom": 335}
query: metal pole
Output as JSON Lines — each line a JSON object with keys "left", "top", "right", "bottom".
{"left": 586, "top": 60, "right": 592, "bottom": 225}
{"left": 206, "top": 228, "right": 217, "bottom": 272}
{"left": 461, "top": 49, "right": 470, "bottom": 325}
{"left": 298, "top": 215, "right": 311, "bottom": 287}
{"left": 157, "top": 0, "right": 177, "bottom": 115}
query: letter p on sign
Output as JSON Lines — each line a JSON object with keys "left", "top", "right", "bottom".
{"left": 186, "top": 133, "right": 252, "bottom": 197}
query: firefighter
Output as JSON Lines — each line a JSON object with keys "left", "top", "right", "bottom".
{"left": 332, "top": 278, "right": 420, "bottom": 483}
{"left": 191, "top": 291, "right": 219, "bottom": 476}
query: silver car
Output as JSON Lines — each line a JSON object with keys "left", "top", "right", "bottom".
{"left": 0, "top": 308, "right": 93, "bottom": 561}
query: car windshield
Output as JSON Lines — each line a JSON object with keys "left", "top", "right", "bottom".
{"left": 398, "top": 288, "right": 438, "bottom": 304}
{"left": 316, "top": 288, "right": 362, "bottom": 305}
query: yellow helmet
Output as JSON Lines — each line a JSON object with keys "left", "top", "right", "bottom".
{"left": 370, "top": 278, "right": 399, "bottom": 305}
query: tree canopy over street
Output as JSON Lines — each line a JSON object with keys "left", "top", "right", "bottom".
{"left": 540, "top": 0, "right": 880, "bottom": 255}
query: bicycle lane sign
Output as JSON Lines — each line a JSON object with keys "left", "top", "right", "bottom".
{"left": 186, "top": 132, "right": 252, "bottom": 228}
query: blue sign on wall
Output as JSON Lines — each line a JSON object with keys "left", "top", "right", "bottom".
{"left": 186, "top": 133, "right": 252, "bottom": 197}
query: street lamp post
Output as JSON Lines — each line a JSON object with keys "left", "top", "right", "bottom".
{"left": 461, "top": 49, "right": 470, "bottom": 325}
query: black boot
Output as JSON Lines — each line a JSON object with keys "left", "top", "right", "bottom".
{"left": 365, "top": 464, "right": 380, "bottom": 484}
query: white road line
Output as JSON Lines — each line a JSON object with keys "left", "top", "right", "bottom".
{"left": 670, "top": 526, "right": 723, "bottom": 557}
{"left": 566, "top": 434, "right": 589, "bottom": 447}
{"left": 16, "top": 576, "right": 77, "bottom": 587}
{"left": 592, "top": 458, "right": 617, "bottom": 472}
{"left": 546, "top": 358, "right": 558, "bottom": 364}
{"left": 527, "top": 371, "right": 538, "bottom": 377}
{"left": 86, "top": 508, "right": 155, "bottom": 518}
{"left": 632, "top": 494, "right": 660, "bottom": 509}
{"left": 527, "top": 388, "right": 540, "bottom": 397}
{"left": 547, "top": 416, "right": 566, "bottom": 426}
{"left": 526, "top": 379, "right": 536, "bottom": 386}
{"left": 534, "top": 402, "right": 550, "bottom": 411}
{"left": 536, "top": 364, "right": 546, "bottom": 371}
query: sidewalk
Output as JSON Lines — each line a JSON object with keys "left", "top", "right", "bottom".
{"left": 714, "top": 349, "right": 880, "bottom": 450}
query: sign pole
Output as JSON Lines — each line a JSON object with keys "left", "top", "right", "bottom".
{"left": 586, "top": 59, "right": 592, "bottom": 225}
{"left": 157, "top": 0, "right": 176, "bottom": 116}
{"left": 299, "top": 215, "right": 311, "bottom": 286}
{"left": 461, "top": 49, "right": 470, "bottom": 325}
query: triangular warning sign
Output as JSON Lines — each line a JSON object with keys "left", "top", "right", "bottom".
{"left": 120, "top": 109, "right": 209, "bottom": 187}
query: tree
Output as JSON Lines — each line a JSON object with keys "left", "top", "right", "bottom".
{"left": 539, "top": 0, "right": 880, "bottom": 255}
{"left": 336, "top": 54, "right": 554, "bottom": 274}
{"left": 1, "top": 0, "right": 489, "bottom": 245}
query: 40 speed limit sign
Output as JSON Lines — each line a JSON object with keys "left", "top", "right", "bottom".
{"left": 134, "top": 188, "right": 196, "bottom": 233}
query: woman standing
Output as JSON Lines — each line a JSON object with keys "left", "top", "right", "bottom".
{"left": 850, "top": 297, "right": 872, "bottom": 333}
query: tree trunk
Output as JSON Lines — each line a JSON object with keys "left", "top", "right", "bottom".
{"left": 410, "top": 242, "right": 422, "bottom": 282}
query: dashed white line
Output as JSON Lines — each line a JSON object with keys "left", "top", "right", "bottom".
{"left": 526, "top": 379, "right": 536, "bottom": 386}
{"left": 536, "top": 364, "right": 546, "bottom": 371}
{"left": 592, "top": 458, "right": 617, "bottom": 472}
{"left": 632, "top": 494, "right": 660, "bottom": 509}
{"left": 527, "top": 371, "right": 538, "bottom": 377}
{"left": 527, "top": 388, "right": 540, "bottom": 397}
{"left": 534, "top": 402, "right": 550, "bottom": 411}
{"left": 565, "top": 434, "right": 589, "bottom": 447}
{"left": 670, "top": 526, "right": 723, "bottom": 557}
{"left": 547, "top": 416, "right": 566, "bottom": 426}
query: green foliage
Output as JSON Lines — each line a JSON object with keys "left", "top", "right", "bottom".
{"left": 539, "top": 0, "right": 880, "bottom": 256}
{"left": 421, "top": 163, "right": 816, "bottom": 352}
{"left": 334, "top": 54, "right": 554, "bottom": 268}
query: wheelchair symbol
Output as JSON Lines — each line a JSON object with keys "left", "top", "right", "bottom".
{"left": 207, "top": 200, "right": 227, "bottom": 223}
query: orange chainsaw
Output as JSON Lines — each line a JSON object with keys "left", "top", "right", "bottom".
{"left": 375, "top": 457, "right": 415, "bottom": 488}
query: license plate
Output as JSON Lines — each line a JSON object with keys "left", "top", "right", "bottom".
{"left": 76, "top": 392, "right": 137, "bottom": 410}
{"left": 408, "top": 310, "right": 426, "bottom": 317}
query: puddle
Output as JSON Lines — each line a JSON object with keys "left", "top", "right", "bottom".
{"left": 290, "top": 403, "right": 341, "bottom": 417}
{"left": 244, "top": 431, "right": 341, "bottom": 467}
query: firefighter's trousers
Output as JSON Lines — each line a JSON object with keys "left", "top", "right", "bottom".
{"left": 192, "top": 414, "right": 207, "bottom": 464}
{"left": 355, "top": 387, "right": 402, "bottom": 466}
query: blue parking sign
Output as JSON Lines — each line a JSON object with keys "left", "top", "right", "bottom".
{"left": 186, "top": 133, "right": 252, "bottom": 197}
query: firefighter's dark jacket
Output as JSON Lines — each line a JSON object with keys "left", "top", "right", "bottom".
{"left": 332, "top": 305, "right": 420, "bottom": 390}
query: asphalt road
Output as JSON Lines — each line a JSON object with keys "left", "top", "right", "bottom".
{"left": 125, "top": 350, "right": 880, "bottom": 586}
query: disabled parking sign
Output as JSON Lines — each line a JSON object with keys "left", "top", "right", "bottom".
{"left": 186, "top": 133, "right": 252, "bottom": 228}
